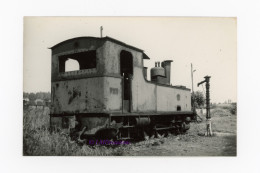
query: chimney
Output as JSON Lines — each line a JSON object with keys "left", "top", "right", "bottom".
{"left": 143, "top": 67, "right": 148, "bottom": 79}
{"left": 161, "top": 60, "right": 173, "bottom": 85}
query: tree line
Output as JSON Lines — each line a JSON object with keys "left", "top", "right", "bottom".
{"left": 23, "top": 92, "right": 51, "bottom": 102}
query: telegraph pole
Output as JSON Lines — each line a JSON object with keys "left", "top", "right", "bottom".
{"left": 197, "top": 76, "right": 212, "bottom": 136}
{"left": 191, "top": 63, "right": 196, "bottom": 118}
{"left": 191, "top": 64, "right": 194, "bottom": 93}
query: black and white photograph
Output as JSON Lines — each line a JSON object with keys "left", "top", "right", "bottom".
{"left": 23, "top": 17, "right": 237, "bottom": 156}
{"left": 2, "top": 1, "right": 260, "bottom": 172}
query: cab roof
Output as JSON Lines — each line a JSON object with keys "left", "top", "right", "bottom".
{"left": 50, "top": 36, "right": 150, "bottom": 59}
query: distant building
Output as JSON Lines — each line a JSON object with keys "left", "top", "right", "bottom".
{"left": 23, "top": 98, "right": 29, "bottom": 106}
{"left": 23, "top": 98, "right": 29, "bottom": 102}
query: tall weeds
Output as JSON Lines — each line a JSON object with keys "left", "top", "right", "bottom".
{"left": 23, "top": 107, "right": 124, "bottom": 156}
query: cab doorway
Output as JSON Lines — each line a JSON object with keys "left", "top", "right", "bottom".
{"left": 120, "top": 50, "right": 133, "bottom": 112}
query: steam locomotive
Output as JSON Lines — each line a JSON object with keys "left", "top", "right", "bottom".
{"left": 50, "top": 36, "right": 195, "bottom": 140}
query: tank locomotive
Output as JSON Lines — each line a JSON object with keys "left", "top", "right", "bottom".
{"left": 50, "top": 36, "right": 195, "bottom": 140}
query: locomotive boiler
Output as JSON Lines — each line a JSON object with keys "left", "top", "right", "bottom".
{"left": 49, "top": 36, "right": 195, "bottom": 140}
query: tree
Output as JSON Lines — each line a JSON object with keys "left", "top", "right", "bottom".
{"left": 23, "top": 92, "right": 29, "bottom": 98}
{"left": 191, "top": 91, "right": 205, "bottom": 108}
{"left": 28, "top": 93, "right": 36, "bottom": 101}
{"left": 24, "top": 92, "right": 51, "bottom": 101}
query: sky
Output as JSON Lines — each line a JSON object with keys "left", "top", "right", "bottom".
{"left": 23, "top": 17, "right": 237, "bottom": 103}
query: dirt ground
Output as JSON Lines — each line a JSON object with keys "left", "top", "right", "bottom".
{"left": 123, "top": 115, "right": 237, "bottom": 156}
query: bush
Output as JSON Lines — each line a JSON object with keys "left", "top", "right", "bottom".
{"left": 229, "top": 103, "right": 237, "bottom": 115}
{"left": 191, "top": 91, "right": 205, "bottom": 108}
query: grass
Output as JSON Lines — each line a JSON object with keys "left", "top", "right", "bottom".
{"left": 23, "top": 107, "right": 128, "bottom": 156}
{"left": 23, "top": 106, "right": 236, "bottom": 156}
{"left": 125, "top": 114, "right": 237, "bottom": 156}
{"left": 123, "top": 107, "right": 237, "bottom": 156}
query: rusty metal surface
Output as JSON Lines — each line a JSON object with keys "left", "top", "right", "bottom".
{"left": 135, "top": 117, "right": 151, "bottom": 126}
{"left": 79, "top": 116, "right": 109, "bottom": 135}
{"left": 110, "top": 111, "right": 194, "bottom": 117}
{"left": 50, "top": 36, "right": 194, "bottom": 137}
{"left": 51, "top": 39, "right": 192, "bottom": 114}
{"left": 51, "top": 77, "right": 106, "bottom": 114}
